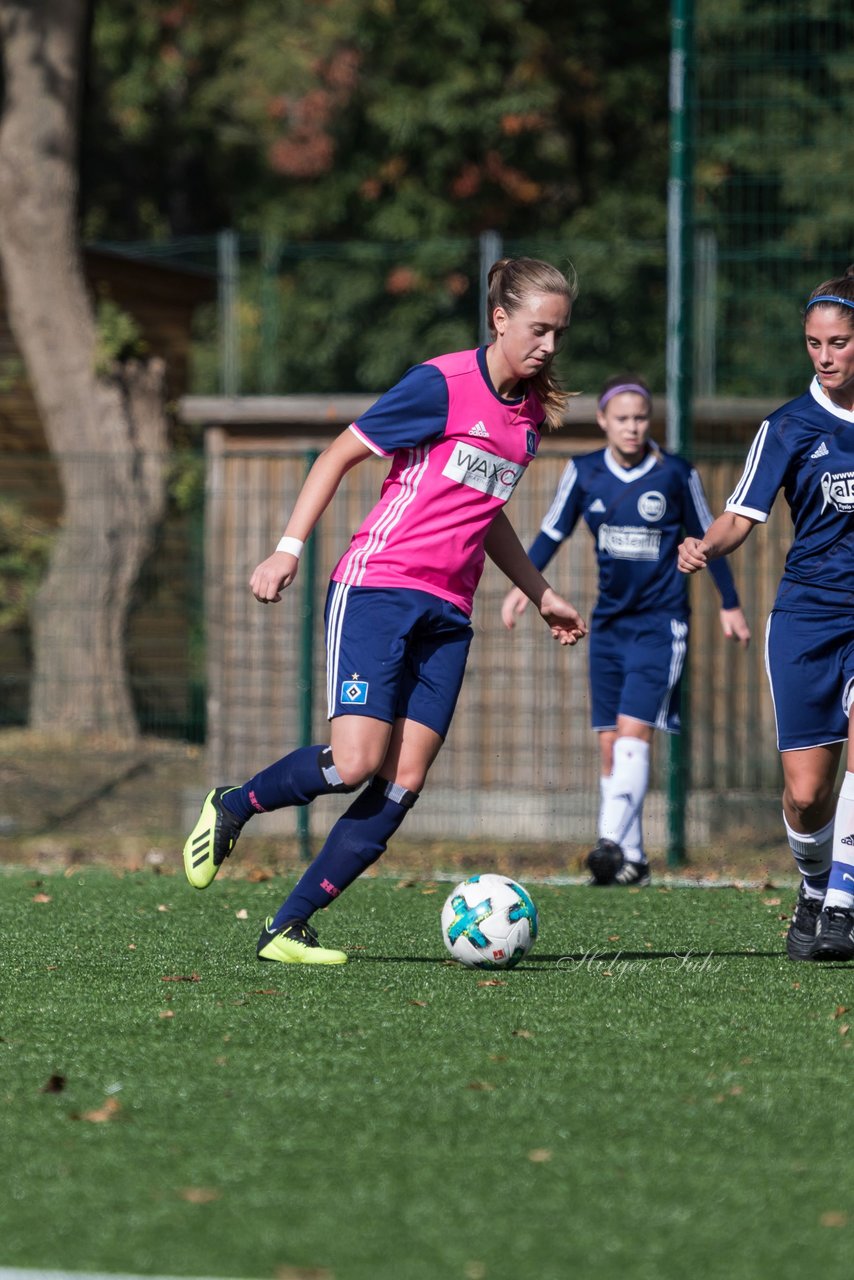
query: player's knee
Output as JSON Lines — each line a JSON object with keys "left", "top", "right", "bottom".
{"left": 318, "top": 746, "right": 364, "bottom": 792}
{"left": 784, "top": 786, "right": 833, "bottom": 829}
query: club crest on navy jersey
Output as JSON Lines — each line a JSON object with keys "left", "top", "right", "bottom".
{"left": 637, "top": 490, "right": 667, "bottom": 522}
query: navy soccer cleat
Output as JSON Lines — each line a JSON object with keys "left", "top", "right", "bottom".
{"left": 785, "top": 883, "right": 823, "bottom": 961}
{"left": 613, "top": 858, "right": 652, "bottom": 887}
{"left": 585, "top": 838, "right": 625, "bottom": 885}
{"left": 808, "top": 906, "right": 854, "bottom": 962}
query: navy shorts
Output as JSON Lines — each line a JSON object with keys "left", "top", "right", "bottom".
{"left": 766, "top": 609, "right": 854, "bottom": 751}
{"left": 588, "top": 611, "right": 688, "bottom": 734}
{"left": 324, "top": 582, "right": 473, "bottom": 738}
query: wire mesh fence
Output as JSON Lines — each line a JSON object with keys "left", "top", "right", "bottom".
{"left": 1, "top": 436, "right": 789, "bottom": 854}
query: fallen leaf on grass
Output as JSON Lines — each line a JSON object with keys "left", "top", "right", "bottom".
{"left": 833, "top": 1005, "right": 850, "bottom": 1019}
{"left": 156, "top": 904, "right": 169, "bottom": 912}
{"left": 178, "top": 1187, "right": 222, "bottom": 1204}
{"left": 161, "top": 974, "right": 201, "bottom": 983}
{"left": 235, "top": 908, "right": 249, "bottom": 919}
{"left": 250, "top": 989, "right": 281, "bottom": 996}
{"left": 246, "top": 867, "right": 273, "bottom": 883}
{"left": 274, "top": 1265, "right": 334, "bottom": 1280}
{"left": 839, "top": 1025, "right": 850, "bottom": 1037}
{"left": 40, "top": 1074, "right": 66, "bottom": 1094}
{"left": 32, "top": 893, "right": 52, "bottom": 904}
{"left": 763, "top": 897, "right": 782, "bottom": 907}
{"left": 408, "top": 999, "right": 428, "bottom": 1007}
{"left": 76, "top": 1097, "right": 122, "bottom": 1124}
{"left": 159, "top": 1010, "right": 175, "bottom": 1019}
{"left": 820, "top": 1211, "right": 848, "bottom": 1228}
{"left": 466, "top": 1081, "right": 496, "bottom": 1091}
{"left": 512, "top": 1028, "right": 533, "bottom": 1039}
{"left": 477, "top": 979, "right": 506, "bottom": 988}
{"left": 528, "top": 1148, "right": 552, "bottom": 1163}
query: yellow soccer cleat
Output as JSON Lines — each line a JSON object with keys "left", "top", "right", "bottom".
{"left": 256, "top": 917, "right": 348, "bottom": 965}
{"left": 183, "top": 787, "right": 244, "bottom": 889}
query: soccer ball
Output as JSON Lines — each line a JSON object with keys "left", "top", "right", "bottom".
{"left": 441, "top": 874, "right": 538, "bottom": 969}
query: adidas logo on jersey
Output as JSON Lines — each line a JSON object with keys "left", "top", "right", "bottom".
{"left": 468, "top": 421, "right": 489, "bottom": 437}
{"left": 841, "top": 833, "right": 854, "bottom": 847}
{"left": 811, "top": 441, "right": 829, "bottom": 459}
{"left": 589, "top": 498, "right": 606, "bottom": 513}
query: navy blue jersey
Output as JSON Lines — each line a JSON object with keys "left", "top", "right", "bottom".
{"left": 528, "top": 445, "right": 740, "bottom": 621}
{"left": 726, "top": 378, "right": 854, "bottom": 614}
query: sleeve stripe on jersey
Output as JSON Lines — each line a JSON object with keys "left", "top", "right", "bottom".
{"left": 687, "top": 467, "right": 715, "bottom": 531}
{"left": 541, "top": 459, "right": 578, "bottom": 540}
{"left": 349, "top": 421, "right": 389, "bottom": 458}
{"left": 727, "top": 419, "right": 769, "bottom": 508}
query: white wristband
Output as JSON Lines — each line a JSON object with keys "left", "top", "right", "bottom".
{"left": 275, "top": 536, "right": 304, "bottom": 559}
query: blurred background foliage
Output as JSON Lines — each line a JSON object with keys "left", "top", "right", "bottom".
{"left": 81, "top": 2, "right": 852, "bottom": 402}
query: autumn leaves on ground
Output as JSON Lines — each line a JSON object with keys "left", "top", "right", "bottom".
{"left": 3, "top": 869, "right": 853, "bottom": 1280}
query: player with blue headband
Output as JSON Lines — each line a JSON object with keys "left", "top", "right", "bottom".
{"left": 680, "top": 264, "right": 854, "bottom": 960}
{"left": 502, "top": 372, "right": 751, "bottom": 887}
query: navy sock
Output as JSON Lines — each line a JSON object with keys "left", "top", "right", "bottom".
{"left": 804, "top": 869, "right": 831, "bottom": 899}
{"left": 221, "top": 745, "right": 355, "bottom": 822}
{"left": 271, "top": 778, "right": 418, "bottom": 928}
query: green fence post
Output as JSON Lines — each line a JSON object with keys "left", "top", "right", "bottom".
{"left": 666, "top": 0, "right": 695, "bottom": 867}
{"left": 296, "top": 450, "right": 320, "bottom": 862}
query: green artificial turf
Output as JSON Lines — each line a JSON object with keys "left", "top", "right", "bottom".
{"left": 2, "top": 870, "right": 853, "bottom": 1280}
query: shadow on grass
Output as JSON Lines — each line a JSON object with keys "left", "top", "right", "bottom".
{"left": 354, "top": 948, "right": 788, "bottom": 966}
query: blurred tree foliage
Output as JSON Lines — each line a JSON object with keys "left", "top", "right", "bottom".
{"left": 81, "top": 0, "right": 671, "bottom": 394}
{"left": 80, "top": 1, "right": 852, "bottom": 398}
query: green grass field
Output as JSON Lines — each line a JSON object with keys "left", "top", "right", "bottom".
{"left": 2, "top": 868, "right": 853, "bottom": 1280}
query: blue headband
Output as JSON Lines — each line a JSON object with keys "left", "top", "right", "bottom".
{"left": 805, "top": 294, "right": 854, "bottom": 311}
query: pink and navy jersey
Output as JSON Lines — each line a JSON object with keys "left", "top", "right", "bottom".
{"left": 725, "top": 378, "right": 854, "bottom": 613}
{"left": 331, "top": 347, "right": 544, "bottom": 616}
{"left": 526, "top": 445, "right": 740, "bottom": 621}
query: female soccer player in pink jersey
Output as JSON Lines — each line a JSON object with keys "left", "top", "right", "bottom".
{"left": 183, "top": 257, "right": 587, "bottom": 963}
{"left": 679, "top": 265, "right": 854, "bottom": 961}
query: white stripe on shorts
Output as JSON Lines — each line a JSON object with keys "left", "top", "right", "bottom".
{"left": 655, "top": 618, "right": 688, "bottom": 730}
{"left": 325, "top": 580, "right": 350, "bottom": 718}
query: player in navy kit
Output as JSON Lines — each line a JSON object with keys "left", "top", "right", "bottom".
{"left": 679, "top": 265, "right": 854, "bottom": 961}
{"left": 503, "top": 374, "right": 750, "bottom": 885}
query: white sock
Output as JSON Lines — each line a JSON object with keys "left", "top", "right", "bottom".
{"left": 783, "top": 813, "right": 833, "bottom": 898}
{"left": 600, "top": 737, "right": 650, "bottom": 856}
{"left": 824, "top": 771, "right": 854, "bottom": 909}
{"left": 598, "top": 774, "right": 613, "bottom": 840}
{"left": 622, "top": 810, "right": 646, "bottom": 866}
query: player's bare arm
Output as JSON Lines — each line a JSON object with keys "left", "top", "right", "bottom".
{"left": 500, "top": 584, "right": 529, "bottom": 629}
{"left": 678, "top": 512, "right": 757, "bottom": 574}
{"left": 486, "top": 511, "right": 587, "bottom": 645}
{"left": 719, "top": 606, "right": 751, "bottom": 648}
{"left": 250, "top": 429, "right": 373, "bottom": 603}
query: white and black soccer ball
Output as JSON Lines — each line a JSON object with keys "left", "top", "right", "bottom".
{"left": 441, "top": 874, "right": 538, "bottom": 969}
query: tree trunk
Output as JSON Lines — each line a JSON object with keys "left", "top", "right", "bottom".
{"left": 0, "top": 0, "right": 168, "bottom": 739}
